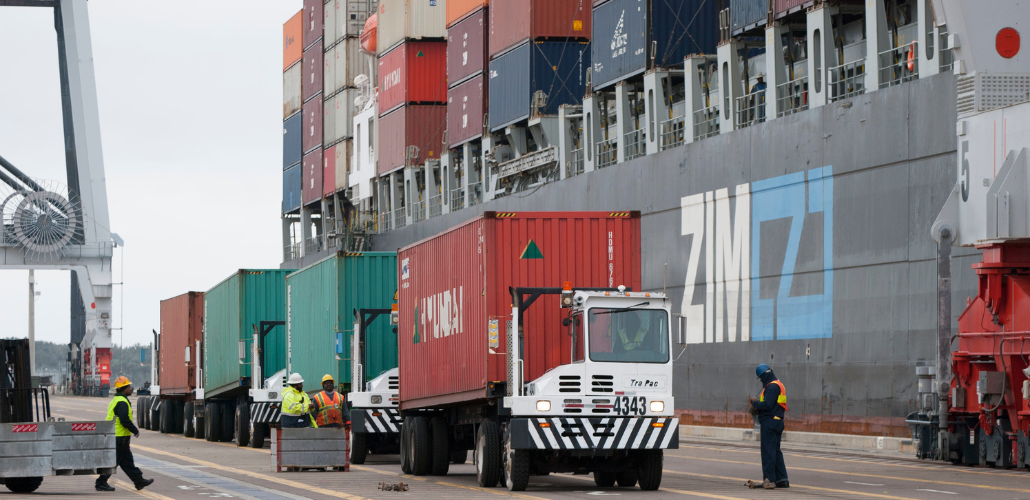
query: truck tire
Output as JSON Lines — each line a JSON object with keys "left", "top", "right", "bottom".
{"left": 194, "top": 406, "right": 205, "bottom": 440}
{"left": 351, "top": 430, "right": 368, "bottom": 464}
{"left": 503, "top": 425, "right": 529, "bottom": 491}
{"left": 450, "top": 447, "right": 467, "bottom": 464}
{"left": 430, "top": 417, "right": 450, "bottom": 476}
{"left": 235, "top": 401, "right": 251, "bottom": 447}
{"left": 220, "top": 401, "right": 235, "bottom": 443}
{"left": 160, "top": 399, "right": 173, "bottom": 433}
{"left": 184, "top": 402, "right": 195, "bottom": 438}
{"left": 150, "top": 399, "right": 162, "bottom": 431}
{"left": 635, "top": 450, "right": 663, "bottom": 491}
{"left": 476, "top": 420, "right": 501, "bottom": 488}
{"left": 409, "top": 416, "right": 431, "bottom": 476}
{"left": 400, "top": 416, "right": 413, "bottom": 474}
{"left": 4, "top": 477, "right": 43, "bottom": 493}
{"left": 136, "top": 398, "right": 146, "bottom": 429}
{"left": 139, "top": 397, "right": 150, "bottom": 430}
{"left": 616, "top": 469, "right": 638, "bottom": 487}
{"left": 205, "top": 402, "right": 221, "bottom": 442}
{"left": 173, "top": 400, "right": 185, "bottom": 434}
{"left": 250, "top": 422, "right": 266, "bottom": 449}
{"left": 593, "top": 472, "right": 616, "bottom": 487}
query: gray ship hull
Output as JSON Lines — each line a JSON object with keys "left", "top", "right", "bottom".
{"left": 372, "top": 73, "right": 977, "bottom": 437}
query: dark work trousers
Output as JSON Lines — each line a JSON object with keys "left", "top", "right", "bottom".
{"left": 759, "top": 418, "right": 788, "bottom": 483}
{"left": 281, "top": 414, "right": 312, "bottom": 428}
{"left": 97, "top": 436, "right": 145, "bottom": 486}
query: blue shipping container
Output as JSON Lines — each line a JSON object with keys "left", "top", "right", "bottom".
{"left": 731, "top": 0, "right": 769, "bottom": 34}
{"left": 488, "top": 40, "right": 591, "bottom": 132}
{"left": 283, "top": 113, "right": 302, "bottom": 170}
{"left": 283, "top": 164, "right": 301, "bottom": 214}
{"left": 591, "top": 0, "right": 720, "bottom": 90}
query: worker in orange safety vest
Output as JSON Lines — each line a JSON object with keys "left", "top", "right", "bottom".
{"left": 312, "top": 374, "right": 350, "bottom": 429}
{"left": 749, "top": 364, "right": 789, "bottom": 490}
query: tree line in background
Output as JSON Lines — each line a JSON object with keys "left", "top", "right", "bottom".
{"left": 4, "top": 338, "right": 153, "bottom": 386}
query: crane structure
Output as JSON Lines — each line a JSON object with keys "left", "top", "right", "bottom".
{"left": 0, "top": 0, "right": 118, "bottom": 396}
{"left": 920, "top": 0, "right": 1030, "bottom": 467}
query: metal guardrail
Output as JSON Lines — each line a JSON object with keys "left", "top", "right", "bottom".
{"left": 879, "top": 41, "right": 918, "bottom": 89}
{"left": 450, "top": 188, "right": 465, "bottom": 211}
{"left": 0, "top": 388, "right": 51, "bottom": 423}
{"left": 939, "top": 31, "right": 954, "bottom": 73}
{"left": 428, "top": 195, "right": 442, "bottom": 218}
{"left": 569, "top": 148, "right": 584, "bottom": 177}
{"left": 410, "top": 201, "right": 426, "bottom": 223}
{"left": 692, "top": 105, "right": 720, "bottom": 141}
{"left": 595, "top": 138, "right": 617, "bottom": 169}
{"left": 775, "top": 77, "right": 808, "bottom": 117}
{"left": 350, "top": 210, "right": 378, "bottom": 234}
{"left": 734, "top": 89, "right": 766, "bottom": 129}
{"left": 660, "top": 116, "right": 685, "bottom": 151}
{"left": 283, "top": 243, "right": 301, "bottom": 261}
{"left": 624, "top": 129, "right": 646, "bottom": 161}
{"left": 828, "top": 59, "right": 866, "bottom": 102}
{"left": 304, "top": 236, "right": 323, "bottom": 255}
{"left": 393, "top": 208, "right": 407, "bottom": 229}
{"left": 468, "top": 182, "right": 483, "bottom": 207}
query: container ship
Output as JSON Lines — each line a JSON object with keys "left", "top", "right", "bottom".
{"left": 280, "top": 0, "right": 974, "bottom": 438}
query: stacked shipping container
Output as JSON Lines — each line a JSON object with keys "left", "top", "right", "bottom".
{"left": 446, "top": 4, "right": 488, "bottom": 146}
{"left": 283, "top": 11, "right": 304, "bottom": 215}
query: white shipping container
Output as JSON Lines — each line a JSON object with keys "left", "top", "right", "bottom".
{"left": 324, "top": 49, "right": 336, "bottom": 98}
{"left": 324, "top": 93, "right": 337, "bottom": 145}
{"left": 376, "top": 0, "right": 446, "bottom": 56}
{"left": 334, "top": 138, "right": 354, "bottom": 192}
{"left": 334, "top": 38, "right": 370, "bottom": 94}
{"left": 338, "top": 0, "right": 375, "bottom": 40}
{"left": 324, "top": 0, "right": 337, "bottom": 49}
{"left": 283, "top": 62, "right": 302, "bottom": 120}
{"left": 333, "top": 88, "right": 360, "bottom": 142}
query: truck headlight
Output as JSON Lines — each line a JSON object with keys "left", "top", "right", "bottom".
{"left": 536, "top": 400, "right": 551, "bottom": 412}
{"left": 649, "top": 401, "right": 664, "bottom": 413}
{"left": 371, "top": 395, "right": 382, "bottom": 404}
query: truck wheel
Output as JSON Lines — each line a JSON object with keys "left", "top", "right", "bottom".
{"left": 149, "top": 399, "right": 161, "bottom": 431}
{"left": 410, "top": 416, "right": 431, "bottom": 475}
{"left": 450, "top": 447, "right": 467, "bottom": 464}
{"left": 476, "top": 420, "right": 501, "bottom": 488}
{"left": 220, "top": 401, "right": 234, "bottom": 442}
{"left": 593, "top": 472, "right": 616, "bottom": 487}
{"left": 616, "top": 469, "right": 638, "bottom": 487}
{"left": 194, "top": 407, "right": 205, "bottom": 440}
{"left": 173, "top": 400, "right": 185, "bottom": 434}
{"left": 139, "top": 397, "right": 150, "bottom": 430}
{"left": 351, "top": 430, "right": 368, "bottom": 464}
{"left": 429, "top": 417, "right": 450, "bottom": 475}
{"left": 235, "top": 401, "right": 251, "bottom": 447}
{"left": 503, "top": 425, "right": 529, "bottom": 491}
{"left": 136, "top": 398, "right": 146, "bottom": 429}
{"left": 250, "top": 422, "right": 266, "bottom": 449}
{"left": 4, "top": 477, "right": 43, "bottom": 493}
{"left": 159, "top": 399, "right": 171, "bottom": 433}
{"left": 205, "top": 402, "right": 221, "bottom": 442}
{"left": 184, "top": 402, "right": 195, "bottom": 438}
{"left": 636, "top": 450, "right": 663, "bottom": 491}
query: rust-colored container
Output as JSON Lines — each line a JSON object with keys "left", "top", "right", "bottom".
{"left": 302, "top": 44, "right": 324, "bottom": 103}
{"left": 378, "top": 105, "right": 446, "bottom": 175}
{"left": 302, "top": 0, "right": 324, "bottom": 50}
{"left": 489, "top": 0, "right": 591, "bottom": 58}
{"left": 447, "top": 0, "right": 489, "bottom": 27}
{"left": 159, "top": 292, "right": 204, "bottom": 396}
{"left": 284, "top": 11, "right": 303, "bottom": 70}
{"left": 447, "top": 8, "right": 487, "bottom": 87}
{"left": 773, "top": 0, "right": 810, "bottom": 18}
{"left": 447, "top": 74, "right": 486, "bottom": 147}
{"left": 323, "top": 144, "right": 336, "bottom": 197}
{"left": 378, "top": 41, "right": 448, "bottom": 116}
{"left": 303, "top": 148, "right": 323, "bottom": 206}
{"left": 397, "top": 211, "right": 642, "bottom": 409}
{"left": 303, "top": 97, "right": 323, "bottom": 154}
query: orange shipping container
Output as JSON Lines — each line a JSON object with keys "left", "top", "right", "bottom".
{"left": 447, "top": 0, "right": 488, "bottom": 27}
{"left": 283, "top": 11, "right": 303, "bottom": 70}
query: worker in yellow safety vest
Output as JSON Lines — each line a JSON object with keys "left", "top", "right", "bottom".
{"left": 748, "top": 364, "right": 789, "bottom": 490}
{"left": 281, "top": 373, "right": 318, "bottom": 428}
{"left": 312, "top": 374, "right": 351, "bottom": 428}
{"left": 617, "top": 311, "right": 649, "bottom": 351}
{"left": 95, "top": 376, "right": 155, "bottom": 493}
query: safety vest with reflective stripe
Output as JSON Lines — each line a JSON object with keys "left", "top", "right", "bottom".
{"left": 759, "top": 380, "right": 789, "bottom": 412}
{"left": 106, "top": 395, "right": 134, "bottom": 437}
{"left": 313, "top": 391, "right": 345, "bottom": 427}
{"left": 618, "top": 327, "right": 647, "bottom": 351}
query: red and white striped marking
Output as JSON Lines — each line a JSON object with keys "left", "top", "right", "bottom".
{"left": 12, "top": 424, "right": 38, "bottom": 433}
{"left": 71, "top": 423, "right": 97, "bottom": 432}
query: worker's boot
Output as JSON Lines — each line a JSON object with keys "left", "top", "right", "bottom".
{"left": 776, "top": 480, "right": 790, "bottom": 488}
{"left": 762, "top": 479, "right": 776, "bottom": 489}
{"left": 135, "top": 478, "right": 155, "bottom": 490}
{"left": 95, "top": 483, "right": 115, "bottom": 492}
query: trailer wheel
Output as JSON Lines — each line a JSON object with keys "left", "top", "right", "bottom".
{"left": 250, "top": 422, "right": 266, "bottom": 449}
{"left": 136, "top": 398, "right": 146, "bottom": 429}
{"left": 430, "top": 417, "right": 450, "bottom": 476}
{"left": 616, "top": 469, "right": 638, "bottom": 487}
{"left": 220, "top": 401, "right": 234, "bottom": 442}
{"left": 4, "top": 477, "right": 43, "bottom": 493}
{"left": 400, "top": 416, "right": 413, "bottom": 474}
{"left": 159, "top": 399, "right": 171, "bottom": 433}
{"left": 476, "top": 420, "right": 501, "bottom": 488}
{"left": 235, "top": 401, "right": 251, "bottom": 447}
{"left": 139, "top": 397, "right": 150, "bottom": 430}
{"left": 149, "top": 399, "right": 161, "bottom": 431}
{"left": 184, "top": 402, "right": 195, "bottom": 438}
{"left": 205, "top": 402, "right": 221, "bottom": 442}
{"left": 410, "top": 416, "right": 432, "bottom": 475}
{"left": 351, "top": 430, "right": 368, "bottom": 464}
{"left": 173, "top": 400, "right": 185, "bottom": 434}
{"left": 503, "top": 425, "right": 529, "bottom": 491}
{"left": 635, "top": 450, "right": 663, "bottom": 491}
{"left": 450, "top": 447, "right": 467, "bottom": 464}
{"left": 194, "top": 405, "right": 205, "bottom": 440}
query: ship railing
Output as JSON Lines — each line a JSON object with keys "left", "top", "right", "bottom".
{"left": 733, "top": 89, "right": 766, "bottom": 129}
{"left": 659, "top": 116, "right": 685, "bottom": 151}
{"left": 283, "top": 242, "right": 301, "bottom": 261}
{"left": 776, "top": 76, "right": 808, "bottom": 117}
{"left": 939, "top": 30, "right": 954, "bottom": 73}
{"left": 428, "top": 194, "right": 443, "bottom": 218}
{"left": 393, "top": 207, "right": 407, "bottom": 229}
{"left": 469, "top": 182, "right": 484, "bottom": 207}
{"left": 624, "top": 129, "right": 646, "bottom": 161}
{"left": 350, "top": 210, "right": 378, "bottom": 234}
{"left": 828, "top": 59, "right": 866, "bottom": 102}
{"left": 692, "top": 105, "right": 720, "bottom": 141}
{"left": 304, "top": 235, "right": 324, "bottom": 255}
{"left": 411, "top": 200, "right": 426, "bottom": 223}
{"left": 595, "top": 138, "right": 617, "bottom": 169}
{"left": 569, "top": 148, "right": 585, "bottom": 177}
{"left": 450, "top": 188, "right": 465, "bottom": 211}
{"left": 879, "top": 41, "right": 918, "bottom": 89}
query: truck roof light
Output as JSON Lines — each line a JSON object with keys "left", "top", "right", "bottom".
{"left": 562, "top": 281, "right": 572, "bottom": 291}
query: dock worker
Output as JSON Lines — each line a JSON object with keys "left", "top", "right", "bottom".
{"left": 95, "top": 376, "right": 155, "bottom": 493}
{"left": 281, "top": 373, "right": 318, "bottom": 428}
{"left": 617, "top": 311, "right": 649, "bottom": 352}
{"left": 313, "top": 374, "right": 351, "bottom": 429}
{"left": 749, "top": 364, "right": 789, "bottom": 489}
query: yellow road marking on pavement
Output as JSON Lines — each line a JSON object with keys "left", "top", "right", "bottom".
{"left": 667, "top": 453, "right": 1030, "bottom": 495}
{"left": 350, "top": 464, "right": 549, "bottom": 499}
{"left": 110, "top": 479, "right": 177, "bottom": 500}
{"left": 133, "top": 444, "right": 367, "bottom": 500}
{"left": 664, "top": 470, "right": 920, "bottom": 500}
{"left": 561, "top": 472, "right": 752, "bottom": 499}
{"left": 172, "top": 432, "right": 269, "bottom": 452}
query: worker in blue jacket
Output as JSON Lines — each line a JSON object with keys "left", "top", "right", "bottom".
{"left": 749, "top": 364, "right": 789, "bottom": 489}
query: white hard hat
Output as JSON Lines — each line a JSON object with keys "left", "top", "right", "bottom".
{"left": 287, "top": 373, "right": 304, "bottom": 385}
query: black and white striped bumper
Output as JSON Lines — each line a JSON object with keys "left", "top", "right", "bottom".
{"left": 352, "top": 408, "right": 402, "bottom": 434}
{"left": 509, "top": 417, "right": 679, "bottom": 450}
{"left": 251, "top": 402, "right": 281, "bottom": 424}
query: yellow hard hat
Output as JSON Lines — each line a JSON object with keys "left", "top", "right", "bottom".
{"left": 322, "top": 374, "right": 334, "bottom": 383}
{"left": 114, "top": 376, "right": 131, "bottom": 389}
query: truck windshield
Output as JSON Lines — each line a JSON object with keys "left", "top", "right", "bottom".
{"left": 587, "top": 308, "right": 669, "bottom": 363}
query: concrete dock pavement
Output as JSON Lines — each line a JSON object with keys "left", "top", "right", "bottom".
{"left": 4, "top": 395, "right": 1028, "bottom": 499}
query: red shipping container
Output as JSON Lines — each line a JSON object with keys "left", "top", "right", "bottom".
{"left": 447, "top": 8, "right": 487, "bottom": 87}
{"left": 302, "top": 0, "right": 324, "bottom": 50}
{"left": 303, "top": 148, "right": 323, "bottom": 206}
{"left": 447, "top": 74, "right": 486, "bottom": 147}
{"left": 284, "top": 11, "right": 303, "bottom": 70}
{"left": 302, "top": 45, "right": 323, "bottom": 103}
{"left": 303, "top": 97, "right": 323, "bottom": 153}
{"left": 378, "top": 105, "right": 446, "bottom": 175}
{"left": 378, "top": 41, "right": 448, "bottom": 116}
{"left": 323, "top": 144, "right": 336, "bottom": 196}
{"left": 773, "top": 0, "right": 810, "bottom": 18}
{"left": 489, "top": 0, "right": 591, "bottom": 58}
{"left": 159, "top": 292, "right": 204, "bottom": 396}
{"left": 397, "top": 211, "right": 642, "bottom": 409}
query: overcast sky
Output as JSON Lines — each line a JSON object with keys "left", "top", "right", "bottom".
{"left": 0, "top": 1, "right": 302, "bottom": 347}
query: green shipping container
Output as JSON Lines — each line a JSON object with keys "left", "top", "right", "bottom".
{"left": 203, "top": 269, "right": 294, "bottom": 399}
{"left": 285, "top": 252, "right": 397, "bottom": 392}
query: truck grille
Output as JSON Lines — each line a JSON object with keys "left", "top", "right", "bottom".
{"left": 563, "top": 399, "right": 583, "bottom": 413}
{"left": 388, "top": 376, "right": 398, "bottom": 390}
{"left": 592, "top": 375, "right": 614, "bottom": 393}
{"left": 591, "top": 399, "right": 613, "bottom": 414}
{"left": 558, "top": 375, "right": 581, "bottom": 393}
